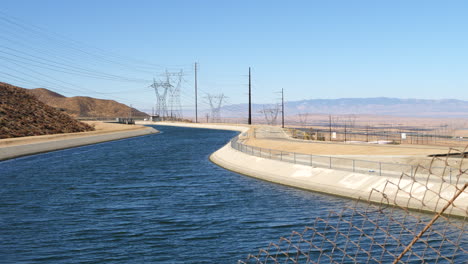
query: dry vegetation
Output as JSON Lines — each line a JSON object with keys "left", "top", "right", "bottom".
{"left": 27, "top": 88, "right": 148, "bottom": 118}
{"left": 0, "top": 82, "right": 94, "bottom": 139}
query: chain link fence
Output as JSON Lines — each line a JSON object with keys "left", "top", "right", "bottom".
{"left": 286, "top": 127, "right": 468, "bottom": 147}
{"left": 238, "top": 146, "right": 468, "bottom": 263}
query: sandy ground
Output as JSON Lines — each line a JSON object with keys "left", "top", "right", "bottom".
{"left": 454, "top": 129, "right": 468, "bottom": 137}
{"left": 245, "top": 126, "right": 453, "bottom": 156}
{"left": 0, "top": 121, "right": 150, "bottom": 147}
{"left": 244, "top": 138, "right": 453, "bottom": 156}
{"left": 241, "top": 126, "right": 468, "bottom": 169}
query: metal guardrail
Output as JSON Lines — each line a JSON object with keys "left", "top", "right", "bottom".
{"left": 230, "top": 135, "right": 452, "bottom": 179}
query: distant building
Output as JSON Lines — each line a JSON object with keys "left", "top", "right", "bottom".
{"left": 150, "top": 115, "right": 160, "bottom": 121}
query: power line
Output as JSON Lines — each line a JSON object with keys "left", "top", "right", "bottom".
{"left": 0, "top": 64, "right": 149, "bottom": 106}
{"left": 0, "top": 11, "right": 186, "bottom": 71}
{"left": 0, "top": 48, "right": 150, "bottom": 83}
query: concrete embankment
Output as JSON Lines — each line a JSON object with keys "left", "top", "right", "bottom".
{"left": 210, "top": 140, "right": 467, "bottom": 217}
{"left": 150, "top": 122, "right": 467, "bottom": 217}
{"left": 138, "top": 121, "right": 249, "bottom": 133}
{"left": 0, "top": 125, "right": 158, "bottom": 161}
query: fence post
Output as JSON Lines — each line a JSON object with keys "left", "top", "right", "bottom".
{"left": 353, "top": 159, "right": 355, "bottom": 172}
{"left": 280, "top": 151, "right": 283, "bottom": 161}
{"left": 379, "top": 162, "right": 382, "bottom": 176}
{"left": 294, "top": 153, "right": 296, "bottom": 163}
{"left": 310, "top": 154, "right": 313, "bottom": 166}
{"left": 270, "top": 149, "right": 272, "bottom": 159}
{"left": 330, "top": 156, "right": 332, "bottom": 169}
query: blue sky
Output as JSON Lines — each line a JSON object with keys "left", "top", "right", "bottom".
{"left": 1, "top": 0, "right": 468, "bottom": 112}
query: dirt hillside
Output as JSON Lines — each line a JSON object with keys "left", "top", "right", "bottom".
{"left": 0, "top": 82, "right": 94, "bottom": 139}
{"left": 28, "top": 88, "right": 148, "bottom": 118}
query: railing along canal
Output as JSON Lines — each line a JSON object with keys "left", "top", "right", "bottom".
{"left": 230, "top": 134, "right": 451, "bottom": 179}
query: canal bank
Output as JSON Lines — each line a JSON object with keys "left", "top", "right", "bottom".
{"left": 1, "top": 124, "right": 357, "bottom": 263}
{"left": 151, "top": 122, "right": 467, "bottom": 217}
{"left": 0, "top": 122, "right": 158, "bottom": 161}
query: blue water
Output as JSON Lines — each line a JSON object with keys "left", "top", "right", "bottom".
{"left": 0, "top": 125, "right": 465, "bottom": 263}
{"left": 0, "top": 126, "right": 350, "bottom": 263}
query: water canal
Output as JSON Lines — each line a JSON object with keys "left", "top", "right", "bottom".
{"left": 0, "top": 125, "right": 350, "bottom": 263}
{"left": 0, "top": 125, "right": 462, "bottom": 263}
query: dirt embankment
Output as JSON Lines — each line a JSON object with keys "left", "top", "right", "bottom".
{"left": 27, "top": 88, "right": 148, "bottom": 118}
{"left": 0, "top": 121, "right": 151, "bottom": 148}
{"left": 0, "top": 82, "right": 94, "bottom": 139}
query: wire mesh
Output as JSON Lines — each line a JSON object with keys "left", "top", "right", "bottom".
{"left": 239, "top": 146, "right": 468, "bottom": 263}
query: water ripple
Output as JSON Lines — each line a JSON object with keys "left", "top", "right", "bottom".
{"left": 1, "top": 125, "right": 357, "bottom": 263}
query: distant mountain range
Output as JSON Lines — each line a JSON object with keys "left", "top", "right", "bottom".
{"left": 223, "top": 97, "right": 468, "bottom": 118}
{"left": 27, "top": 88, "right": 148, "bottom": 118}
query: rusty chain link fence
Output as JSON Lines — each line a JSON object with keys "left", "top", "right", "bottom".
{"left": 239, "top": 147, "right": 467, "bottom": 263}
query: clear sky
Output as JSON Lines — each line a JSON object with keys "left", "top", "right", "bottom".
{"left": 1, "top": 0, "right": 468, "bottom": 112}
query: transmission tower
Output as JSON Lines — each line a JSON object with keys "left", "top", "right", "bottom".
{"left": 298, "top": 112, "right": 309, "bottom": 127}
{"left": 149, "top": 69, "right": 184, "bottom": 120}
{"left": 149, "top": 78, "right": 171, "bottom": 118}
{"left": 259, "top": 104, "right": 280, "bottom": 125}
{"left": 165, "top": 70, "right": 184, "bottom": 119}
{"left": 205, "top": 94, "right": 227, "bottom": 123}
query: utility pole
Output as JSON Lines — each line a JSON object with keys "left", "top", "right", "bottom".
{"left": 281, "top": 88, "right": 284, "bottom": 128}
{"left": 344, "top": 123, "right": 347, "bottom": 142}
{"left": 194, "top": 62, "right": 198, "bottom": 123}
{"left": 366, "top": 124, "right": 369, "bottom": 142}
{"left": 248, "top": 67, "right": 252, "bottom": 125}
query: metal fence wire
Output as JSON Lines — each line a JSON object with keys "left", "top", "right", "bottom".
{"left": 238, "top": 146, "right": 468, "bottom": 264}
{"left": 231, "top": 135, "right": 449, "bottom": 179}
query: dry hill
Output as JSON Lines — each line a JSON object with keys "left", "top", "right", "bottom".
{"left": 0, "top": 82, "right": 94, "bottom": 139}
{"left": 28, "top": 88, "right": 148, "bottom": 118}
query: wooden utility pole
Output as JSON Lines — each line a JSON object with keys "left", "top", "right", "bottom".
{"left": 281, "top": 88, "right": 284, "bottom": 128}
{"left": 344, "top": 123, "right": 347, "bottom": 142}
{"left": 248, "top": 67, "right": 252, "bottom": 125}
{"left": 194, "top": 62, "right": 198, "bottom": 123}
{"left": 366, "top": 124, "right": 369, "bottom": 142}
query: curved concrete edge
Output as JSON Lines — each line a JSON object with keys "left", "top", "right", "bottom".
{"left": 139, "top": 122, "right": 466, "bottom": 217}
{"left": 0, "top": 127, "right": 158, "bottom": 161}
{"left": 210, "top": 142, "right": 467, "bottom": 218}
{"left": 140, "top": 121, "right": 250, "bottom": 133}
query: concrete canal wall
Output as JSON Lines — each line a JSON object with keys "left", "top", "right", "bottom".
{"left": 152, "top": 122, "right": 467, "bottom": 217}
{"left": 0, "top": 126, "right": 158, "bottom": 161}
